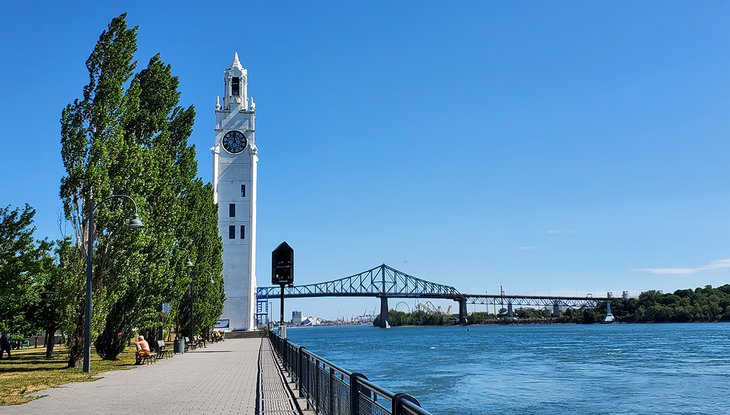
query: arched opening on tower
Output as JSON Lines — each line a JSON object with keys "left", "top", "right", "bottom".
{"left": 231, "top": 77, "right": 240, "bottom": 96}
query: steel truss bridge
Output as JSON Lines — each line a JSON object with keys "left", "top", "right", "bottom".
{"left": 256, "top": 264, "right": 613, "bottom": 327}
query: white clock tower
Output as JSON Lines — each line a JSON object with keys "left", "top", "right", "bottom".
{"left": 212, "top": 53, "right": 258, "bottom": 331}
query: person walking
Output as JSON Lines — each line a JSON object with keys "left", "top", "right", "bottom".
{"left": 0, "top": 333, "right": 11, "bottom": 359}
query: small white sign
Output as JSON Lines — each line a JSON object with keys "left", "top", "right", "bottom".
{"left": 214, "top": 319, "right": 230, "bottom": 329}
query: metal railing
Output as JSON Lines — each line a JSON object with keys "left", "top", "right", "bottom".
{"left": 269, "top": 331, "right": 433, "bottom": 415}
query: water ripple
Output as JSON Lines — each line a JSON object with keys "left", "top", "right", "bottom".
{"left": 287, "top": 323, "right": 730, "bottom": 414}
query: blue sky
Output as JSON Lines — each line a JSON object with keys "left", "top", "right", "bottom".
{"left": 1, "top": 1, "right": 729, "bottom": 319}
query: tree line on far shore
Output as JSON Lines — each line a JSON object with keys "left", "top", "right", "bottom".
{"left": 374, "top": 284, "right": 730, "bottom": 327}
{"left": 0, "top": 14, "right": 224, "bottom": 367}
{"left": 591, "top": 285, "right": 730, "bottom": 323}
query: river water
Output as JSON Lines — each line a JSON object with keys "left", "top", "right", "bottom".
{"left": 286, "top": 323, "right": 730, "bottom": 415}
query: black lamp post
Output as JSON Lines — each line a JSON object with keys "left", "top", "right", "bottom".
{"left": 185, "top": 259, "right": 194, "bottom": 340}
{"left": 83, "top": 194, "right": 143, "bottom": 373}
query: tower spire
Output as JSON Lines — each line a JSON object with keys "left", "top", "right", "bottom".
{"left": 223, "top": 52, "right": 248, "bottom": 110}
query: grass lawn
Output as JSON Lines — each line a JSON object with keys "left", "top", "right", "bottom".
{"left": 0, "top": 345, "right": 138, "bottom": 406}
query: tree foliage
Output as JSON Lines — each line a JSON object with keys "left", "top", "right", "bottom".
{"left": 33, "top": 238, "right": 84, "bottom": 358}
{"left": 58, "top": 13, "right": 223, "bottom": 365}
{"left": 556, "top": 285, "right": 730, "bottom": 323}
{"left": 606, "top": 286, "right": 730, "bottom": 323}
{"left": 373, "top": 310, "right": 457, "bottom": 327}
{"left": 0, "top": 205, "right": 52, "bottom": 337}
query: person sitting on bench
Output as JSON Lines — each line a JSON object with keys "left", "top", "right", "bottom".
{"left": 134, "top": 335, "right": 151, "bottom": 365}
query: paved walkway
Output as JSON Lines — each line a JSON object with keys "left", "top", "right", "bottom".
{"left": 3, "top": 337, "right": 299, "bottom": 415}
{"left": 258, "top": 339, "right": 299, "bottom": 415}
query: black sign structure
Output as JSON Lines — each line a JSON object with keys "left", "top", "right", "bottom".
{"left": 272, "top": 241, "right": 294, "bottom": 330}
{"left": 271, "top": 241, "right": 294, "bottom": 285}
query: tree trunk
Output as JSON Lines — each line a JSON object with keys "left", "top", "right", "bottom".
{"left": 67, "top": 309, "right": 84, "bottom": 368}
{"left": 45, "top": 327, "right": 56, "bottom": 359}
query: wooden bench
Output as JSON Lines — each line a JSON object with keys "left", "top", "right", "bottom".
{"left": 184, "top": 336, "right": 206, "bottom": 351}
{"left": 184, "top": 337, "right": 196, "bottom": 351}
{"left": 156, "top": 340, "right": 174, "bottom": 359}
{"left": 195, "top": 336, "right": 206, "bottom": 349}
{"left": 136, "top": 341, "right": 156, "bottom": 365}
{"left": 138, "top": 352, "right": 156, "bottom": 365}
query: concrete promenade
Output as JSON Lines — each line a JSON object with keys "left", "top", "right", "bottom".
{"left": 2, "top": 337, "right": 301, "bottom": 415}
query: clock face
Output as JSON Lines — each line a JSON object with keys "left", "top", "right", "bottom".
{"left": 222, "top": 130, "right": 247, "bottom": 154}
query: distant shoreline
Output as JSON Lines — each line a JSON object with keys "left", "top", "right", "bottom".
{"left": 282, "top": 319, "right": 730, "bottom": 329}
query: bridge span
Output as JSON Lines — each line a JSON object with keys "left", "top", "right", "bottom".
{"left": 256, "top": 264, "right": 613, "bottom": 327}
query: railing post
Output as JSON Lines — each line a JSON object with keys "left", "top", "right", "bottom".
{"left": 285, "top": 342, "right": 289, "bottom": 371}
{"left": 304, "top": 354, "right": 310, "bottom": 409}
{"left": 315, "top": 358, "right": 320, "bottom": 411}
{"left": 300, "top": 353, "right": 309, "bottom": 409}
{"left": 349, "top": 372, "right": 368, "bottom": 415}
{"left": 328, "top": 367, "right": 334, "bottom": 415}
{"left": 298, "top": 346, "right": 306, "bottom": 397}
{"left": 392, "top": 393, "right": 421, "bottom": 415}
{"left": 282, "top": 338, "right": 289, "bottom": 369}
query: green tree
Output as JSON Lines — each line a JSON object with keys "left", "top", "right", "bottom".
{"left": 174, "top": 180, "right": 224, "bottom": 339}
{"left": 93, "top": 50, "right": 202, "bottom": 358}
{"left": 59, "top": 13, "right": 220, "bottom": 364}
{"left": 59, "top": 13, "right": 141, "bottom": 367}
{"left": 33, "top": 238, "right": 85, "bottom": 358}
{"left": 468, "top": 311, "right": 494, "bottom": 324}
{"left": 0, "top": 204, "right": 52, "bottom": 337}
{"left": 514, "top": 307, "right": 550, "bottom": 320}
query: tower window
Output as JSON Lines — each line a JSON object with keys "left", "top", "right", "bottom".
{"left": 229, "top": 203, "right": 236, "bottom": 217}
{"left": 232, "top": 77, "right": 240, "bottom": 96}
{"left": 241, "top": 184, "right": 246, "bottom": 198}
{"left": 228, "top": 225, "right": 235, "bottom": 239}
{"left": 240, "top": 225, "right": 246, "bottom": 239}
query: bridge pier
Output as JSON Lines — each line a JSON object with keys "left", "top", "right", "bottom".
{"left": 379, "top": 296, "right": 389, "bottom": 328}
{"left": 507, "top": 302, "right": 513, "bottom": 318}
{"left": 458, "top": 298, "right": 468, "bottom": 324}
{"left": 604, "top": 302, "right": 615, "bottom": 323}
{"left": 552, "top": 301, "right": 561, "bottom": 317}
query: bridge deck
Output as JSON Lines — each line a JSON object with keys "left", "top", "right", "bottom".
{"left": 256, "top": 264, "right": 613, "bottom": 308}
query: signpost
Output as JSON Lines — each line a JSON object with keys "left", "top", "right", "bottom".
{"left": 214, "top": 319, "right": 230, "bottom": 330}
{"left": 159, "top": 303, "right": 171, "bottom": 341}
{"left": 272, "top": 242, "right": 294, "bottom": 338}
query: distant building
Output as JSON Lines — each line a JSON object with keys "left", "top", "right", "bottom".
{"left": 292, "top": 310, "right": 302, "bottom": 325}
{"left": 301, "top": 316, "right": 321, "bottom": 326}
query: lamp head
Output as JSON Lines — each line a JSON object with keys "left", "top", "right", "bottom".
{"left": 128, "top": 214, "right": 144, "bottom": 229}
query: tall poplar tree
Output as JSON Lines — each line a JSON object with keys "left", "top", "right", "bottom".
{"left": 59, "top": 13, "right": 139, "bottom": 367}
{"left": 59, "top": 14, "right": 223, "bottom": 365}
{"left": 175, "top": 180, "right": 225, "bottom": 339}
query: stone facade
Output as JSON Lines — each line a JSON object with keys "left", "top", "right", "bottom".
{"left": 211, "top": 53, "right": 258, "bottom": 331}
